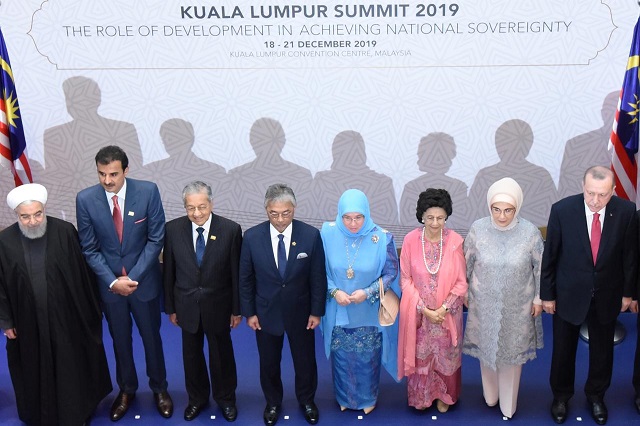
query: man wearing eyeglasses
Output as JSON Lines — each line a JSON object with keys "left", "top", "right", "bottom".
{"left": 163, "top": 181, "right": 242, "bottom": 422}
{"left": 541, "top": 166, "right": 638, "bottom": 425}
{"left": 239, "top": 183, "right": 327, "bottom": 426}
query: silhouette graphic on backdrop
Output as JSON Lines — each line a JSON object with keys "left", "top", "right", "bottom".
{"left": 558, "top": 91, "right": 617, "bottom": 198}
{"left": 145, "top": 118, "right": 228, "bottom": 220}
{"left": 400, "top": 132, "right": 470, "bottom": 232}
{"left": 42, "top": 77, "right": 144, "bottom": 222}
{"left": 311, "top": 130, "right": 399, "bottom": 229}
{"left": 226, "top": 117, "right": 313, "bottom": 231}
{"left": 0, "top": 159, "right": 44, "bottom": 227}
{"left": 467, "top": 119, "right": 558, "bottom": 227}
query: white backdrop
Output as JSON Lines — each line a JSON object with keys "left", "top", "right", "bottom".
{"left": 0, "top": 0, "right": 638, "bottom": 240}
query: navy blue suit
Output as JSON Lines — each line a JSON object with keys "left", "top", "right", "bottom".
{"left": 239, "top": 219, "right": 327, "bottom": 406}
{"left": 77, "top": 178, "right": 168, "bottom": 394}
{"left": 541, "top": 194, "right": 638, "bottom": 402}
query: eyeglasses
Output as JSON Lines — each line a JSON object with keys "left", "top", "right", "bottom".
{"left": 268, "top": 210, "right": 292, "bottom": 219}
{"left": 491, "top": 207, "right": 516, "bottom": 216}
{"left": 186, "top": 205, "right": 210, "bottom": 213}
{"left": 342, "top": 214, "right": 365, "bottom": 224}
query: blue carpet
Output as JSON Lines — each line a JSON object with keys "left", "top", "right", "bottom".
{"left": 1, "top": 313, "right": 638, "bottom": 425}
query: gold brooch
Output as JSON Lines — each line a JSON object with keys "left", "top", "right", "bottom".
{"left": 371, "top": 235, "right": 379, "bottom": 244}
{"left": 292, "top": 241, "right": 297, "bottom": 246}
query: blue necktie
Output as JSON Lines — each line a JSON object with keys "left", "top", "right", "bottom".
{"left": 277, "top": 234, "right": 287, "bottom": 278}
{"left": 196, "top": 227, "right": 205, "bottom": 266}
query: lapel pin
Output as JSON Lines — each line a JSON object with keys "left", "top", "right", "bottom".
{"left": 371, "top": 235, "right": 379, "bottom": 243}
{"left": 128, "top": 211, "right": 134, "bottom": 216}
{"left": 292, "top": 241, "right": 297, "bottom": 246}
{"left": 210, "top": 235, "right": 216, "bottom": 240}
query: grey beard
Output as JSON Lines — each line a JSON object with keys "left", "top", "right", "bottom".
{"left": 19, "top": 216, "right": 47, "bottom": 239}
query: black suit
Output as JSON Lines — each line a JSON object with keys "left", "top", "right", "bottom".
{"left": 164, "top": 213, "right": 242, "bottom": 408}
{"left": 541, "top": 194, "right": 638, "bottom": 402}
{"left": 632, "top": 210, "right": 640, "bottom": 397}
{"left": 239, "top": 219, "right": 327, "bottom": 407}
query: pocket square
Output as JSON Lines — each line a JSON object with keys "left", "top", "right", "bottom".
{"left": 296, "top": 252, "right": 308, "bottom": 259}
{"left": 134, "top": 217, "right": 147, "bottom": 224}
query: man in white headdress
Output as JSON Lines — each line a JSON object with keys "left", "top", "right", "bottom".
{"left": 0, "top": 183, "right": 112, "bottom": 426}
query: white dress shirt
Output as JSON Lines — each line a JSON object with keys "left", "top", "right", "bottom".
{"left": 270, "top": 223, "right": 292, "bottom": 268}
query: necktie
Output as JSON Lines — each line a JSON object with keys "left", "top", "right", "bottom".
{"left": 112, "top": 195, "right": 123, "bottom": 243}
{"left": 277, "top": 234, "right": 287, "bottom": 278}
{"left": 196, "top": 227, "right": 205, "bottom": 267}
{"left": 591, "top": 212, "right": 601, "bottom": 264}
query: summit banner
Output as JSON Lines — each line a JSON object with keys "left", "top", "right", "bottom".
{"left": 29, "top": 0, "right": 611, "bottom": 69}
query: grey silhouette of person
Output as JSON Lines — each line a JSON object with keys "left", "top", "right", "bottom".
{"left": 468, "top": 119, "right": 558, "bottom": 227}
{"left": 399, "top": 132, "right": 470, "bottom": 232}
{"left": 558, "top": 91, "right": 617, "bottom": 198}
{"left": 311, "top": 130, "right": 399, "bottom": 228}
{"left": 0, "top": 159, "right": 43, "bottom": 227}
{"left": 43, "top": 76, "right": 144, "bottom": 221}
{"left": 145, "top": 118, "right": 228, "bottom": 220}
{"left": 226, "top": 117, "right": 313, "bottom": 230}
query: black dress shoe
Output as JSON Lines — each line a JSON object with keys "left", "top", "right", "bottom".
{"left": 590, "top": 401, "right": 608, "bottom": 425}
{"left": 635, "top": 396, "right": 640, "bottom": 415}
{"left": 301, "top": 402, "right": 319, "bottom": 425}
{"left": 154, "top": 391, "right": 174, "bottom": 418}
{"left": 550, "top": 399, "right": 567, "bottom": 424}
{"left": 263, "top": 404, "right": 280, "bottom": 426}
{"left": 110, "top": 391, "right": 135, "bottom": 422}
{"left": 221, "top": 405, "right": 238, "bottom": 422}
{"left": 184, "top": 404, "right": 202, "bottom": 421}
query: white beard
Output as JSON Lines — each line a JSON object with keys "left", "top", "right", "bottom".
{"left": 19, "top": 216, "right": 47, "bottom": 239}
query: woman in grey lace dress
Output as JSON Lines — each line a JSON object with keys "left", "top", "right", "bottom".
{"left": 463, "top": 177, "right": 544, "bottom": 419}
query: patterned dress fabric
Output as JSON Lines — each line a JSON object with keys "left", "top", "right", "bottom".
{"left": 463, "top": 216, "right": 544, "bottom": 368}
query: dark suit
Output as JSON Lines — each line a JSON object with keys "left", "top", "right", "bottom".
{"left": 633, "top": 210, "right": 640, "bottom": 397}
{"left": 163, "top": 214, "right": 242, "bottom": 408}
{"left": 541, "top": 194, "right": 638, "bottom": 402}
{"left": 239, "top": 219, "right": 327, "bottom": 407}
{"left": 76, "top": 178, "right": 168, "bottom": 394}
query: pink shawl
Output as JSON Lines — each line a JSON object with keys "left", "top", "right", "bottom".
{"left": 397, "top": 228, "right": 468, "bottom": 380}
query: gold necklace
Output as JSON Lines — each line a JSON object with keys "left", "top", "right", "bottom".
{"left": 421, "top": 227, "right": 443, "bottom": 275}
{"left": 345, "top": 236, "right": 364, "bottom": 279}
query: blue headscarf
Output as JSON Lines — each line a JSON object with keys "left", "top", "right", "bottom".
{"left": 335, "top": 189, "right": 376, "bottom": 237}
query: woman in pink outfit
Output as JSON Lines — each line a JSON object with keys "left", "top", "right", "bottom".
{"left": 397, "top": 188, "right": 468, "bottom": 413}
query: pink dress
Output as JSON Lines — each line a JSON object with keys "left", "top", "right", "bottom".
{"left": 398, "top": 227, "right": 468, "bottom": 409}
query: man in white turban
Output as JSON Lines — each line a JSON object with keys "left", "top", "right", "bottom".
{"left": 0, "top": 183, "right": 112, "bottom": 425}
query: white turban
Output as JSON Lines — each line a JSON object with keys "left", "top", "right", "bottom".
{"left": 7, "top": 183, "right": 48, "bottom": 210}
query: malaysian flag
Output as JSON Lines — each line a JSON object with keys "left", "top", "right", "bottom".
{"left": 610, "top": 17, "right": 640, "bottom": 202}
{"left": 0, "top": 27, "right": 32, "bottom": 186}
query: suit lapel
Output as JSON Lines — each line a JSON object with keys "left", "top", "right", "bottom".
{"left": 202, "top": 214, "right": 219, "bottom": 265}
{"left": 572, "top": 197, "right": 593, "bottom": 262}
{"left": 179, "top": 217, "right": 199, "bottom": 267}
{"left": 286, "top": 221, "right": 303, "bottom": 276}
{"left": 597, "top": 201, "right": 617, "bottom": 265}
{"left": 260, "top": 222, "right": 279, "bottom": 275}
{"left": 121, "top": 179, "right": 138, "bottom": 245}
{"left": 93, "top": 187, "right": 120, "bottom": 245}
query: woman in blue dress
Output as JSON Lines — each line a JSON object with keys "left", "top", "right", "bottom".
{"left": 320, "top": 189, "right": 400, "bottom": 414}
